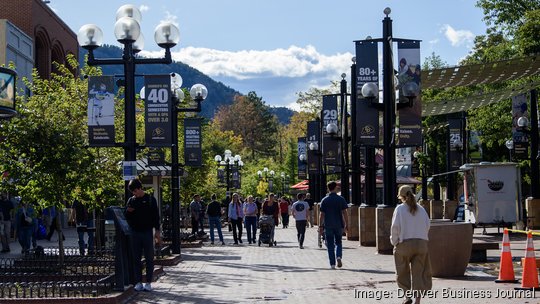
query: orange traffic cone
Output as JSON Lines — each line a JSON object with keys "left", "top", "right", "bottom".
{"left": 515, "top": 231, "right": 539, "bottom": 290}
{"left": 495, "top": 228, "right": 518, "bottom": 283}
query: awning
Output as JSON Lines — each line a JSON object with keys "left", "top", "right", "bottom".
{"left": 291, "top": 180, "right": 309, "bottom": 190}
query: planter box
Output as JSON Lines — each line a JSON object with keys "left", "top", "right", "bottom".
{"left": 428, "top": 221, "right": 473, "bottom": 277}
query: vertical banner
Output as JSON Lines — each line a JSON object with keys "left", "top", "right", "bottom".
{"left": 147, "top": 149, "right": 165, "bottom": 166}
{"left": 355, "top": 40, "right": 380, "bottom": 146}
{"left": 298, "top": 137, "right": 307, "bottom": 179}
{"left": 184, "top": 118, "right": 202, "bottom": 167}
{"left": 512, "top": 93, "right": 529, "bottom": 159}
{"left": 88, "top": 76, "right": 115, "bottom": 146}
{"left": 268, "top": 179, "right": 274, "bottom": 192}
{"left": 232, "top": 167, "right": 240, "bottom": 189}
{"left": 145, "top": 75, "right": 172, "bottom": 146}
{"left": 397, "top": 41, "right": 422, "bottom": 146}
{"left": 307, "top": 121, "right": 321, "bottom": 175}
{"left": 448, "top": 118, "right": 463, "bottom": 170}
{"left": 217, "top": 168, "right": 225, "bottom": 184}
{"left": 322, "top": 95, "right": 340, "bottom": 164}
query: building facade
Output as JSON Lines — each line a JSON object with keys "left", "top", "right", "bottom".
{"left": 0, "top": 0, "right": 78, "bottom": 80}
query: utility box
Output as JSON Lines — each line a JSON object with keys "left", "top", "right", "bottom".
{"left": 460, "top": 162, "right": 522, "bottom": 225}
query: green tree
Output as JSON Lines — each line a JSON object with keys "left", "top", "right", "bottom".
{"left": 214, "top": 92, "right": 279, "bottom": 160}
{"left": 0, "top": 56, "right": 124, "bottom": 260}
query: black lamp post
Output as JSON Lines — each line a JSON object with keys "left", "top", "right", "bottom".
{"left": 215, "top": 150, "right": 244, "bottom": 196}
{"left": 350, "top": 57, "right": 362, "bottom": 206}
{"left": 257, "top": 167, "right": 275, "bottom": 194}
{"left": 280, "top": 172, "right": 290, "bottom": 196}
{"left": 77, "top": 5, "right": 179, "bottom": 202}
{"left": 505, "top": 139, "right": 514, "bottom": 162}
{"left": 517, "top": 90, "right": 540, "bottom": 198}
{"left": 339, "top": 74, "right": 350, "bottom": 203}
{"left": 308, "top": 141, "right": 325, "bottom": 201}
{"left": 413, "top": 150, "right": 428, "bottom": 201}
{"left": 168, "top": 75, "right": 207, "bottom": 254}
{"left": 359, "top": 8, "right": 419, "bottom": 207}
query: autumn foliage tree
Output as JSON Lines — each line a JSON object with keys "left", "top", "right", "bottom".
{"left": 214, "top": 91, "right": 278, "bottom": 160}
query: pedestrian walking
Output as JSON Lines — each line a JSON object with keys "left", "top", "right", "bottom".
{"left": 305, "top": 193, "right": 315, "bottom": 227}
{"left": 125, "top": 178, "right": 161, "bottom": 292}
{"left": 199, "top": 198, "right": 206, "bottom": 235}
{"left": 206, "top": 194, "right": 225, "bottom": 245}
{"left": 262, "top": 193, "right": 280, "bottom": 226}
{"left": 319, "top": 181, "right": 348, "bottom": 269}
{"left": 390, "top": 185, "right": 432, "bottom": 304}
{"left": 73, "top": 199, "right": 95, "bottom": 256}
{"left": 243, "top": 195, "right": 258, "bottom": 244}
{"left": 15, "top": 199, "right": 35, "bottom": 254}
{"left": 190, "top": 194, "right": 202, "bottom": 236}
{"left": 227, "top": 193, "right": 244, "bottom": 244}
{"left": 292, "top": 193, "right": 309, "bottom": 249}
{"left": 45, "top": 206, "right": 65, "bottom": 242}
{"left": 279, "top": 196, "right": 289, "bottom": 228}
{"left": 0, "top": 194, "right": 13, "bottom": 253}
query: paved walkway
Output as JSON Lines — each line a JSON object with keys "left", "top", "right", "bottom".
{"left": 129, "top": 223, "right": 535, "bottom": 304}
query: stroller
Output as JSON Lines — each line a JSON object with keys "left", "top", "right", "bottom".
{"left": 258, "top": 215, "right": 277, "bottom": 247}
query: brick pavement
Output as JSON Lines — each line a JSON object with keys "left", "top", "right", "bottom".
{"left": 130, "top": 224, "right": 537, "bottom": 304}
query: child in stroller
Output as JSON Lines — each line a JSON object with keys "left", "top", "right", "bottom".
{"left": 258, "top": 215, "right": 277, "bottom": 247}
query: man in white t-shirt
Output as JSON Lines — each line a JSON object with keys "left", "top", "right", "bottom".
{"left": 292, "top": 193, "right": 310, "bottom": 249}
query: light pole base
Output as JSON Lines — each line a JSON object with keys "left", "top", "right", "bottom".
{"left": 346, "top": 207, "right": 359, "bottom": 241}
{"left": 358, "top": 205, "right": 376, "bottom": 246}
{"left": 375, "top": 205, "right": 395, "bottom": 254}
{"left": 430, "top": 199, "right": 444, "bottom": 219}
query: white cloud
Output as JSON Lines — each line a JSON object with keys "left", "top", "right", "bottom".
{"left": 441, "top": 24, "right": 474, "bottom": 47}
{"left": 139, "top": 45, "right": 353, "bottom": 108}
{"left": 141, "top": 45, "right": 351, "bottom": 80}
{"left": 161, "top": 11, "right": 179, "bottom": 27}
{"left": 139, "top": 5, "right": 149, "bottom": 13}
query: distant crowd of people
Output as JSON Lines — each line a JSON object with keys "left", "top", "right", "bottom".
{"left": 0, "top": 195, "right": 95, "bottom": 256}
{"left": 188, "top": 191, "right": 317, "bottom": 247}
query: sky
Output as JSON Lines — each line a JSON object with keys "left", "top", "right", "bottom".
{"left": 49, "top": 0, "right": 487, "bottom": 110}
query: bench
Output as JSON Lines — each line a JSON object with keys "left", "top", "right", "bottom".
{"left": 470, "top": 242, "right": 499, "bottom": 262}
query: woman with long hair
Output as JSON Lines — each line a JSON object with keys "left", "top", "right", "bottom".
{"left": 390, "top": 185, "right": 432, "bottom": 304}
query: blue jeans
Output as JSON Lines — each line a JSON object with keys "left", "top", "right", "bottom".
{"left": 208, "top": 216, "right": 224, "bottom": 243}
{"left": 77, "top": 219, "right": 95, "bottom": 255}
{"left": 325, "top": 227, "right": 343, "bottom": 266}
{"left": 244, "top": 216, "right": 257, "bottom": 243}
{"left": 131, "top": 229, "right": 154, "bottom": 283}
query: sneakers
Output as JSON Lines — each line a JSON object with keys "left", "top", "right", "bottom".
{"left": 337, "top": 258, "right": 342, "bottom": 268}
{"left": 134, "top": 282, "right": 144, "bottom": 291}
{"left": 143, "top": 283, "right": 153, "bottom": 292}
{"left": 330, "top": 265, "right": 336, "bottom": 269}
{"left": 210, "top": 241, "right": 214, "bottom": 245}
{"left": 221, "top": 241, "right": 225, "bottom": 245}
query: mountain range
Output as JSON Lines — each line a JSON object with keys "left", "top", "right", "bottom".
{"left": 79, "top": 45, "right": 295, "bottom": 124}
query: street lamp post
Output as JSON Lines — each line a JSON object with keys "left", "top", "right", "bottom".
{"left": 169, "top": 76, "right": 208, "bottom": 254}
{"left": 77, "top": 5, "right": 179, "bottom": 202}
{"left": 215, "top": 150, "right": 244, "bottom": 196}
{"left": 340, "top": 73, "right": 350, "bottom": 203}
{"left": 505, "top": 139, "right": 514, "bottom": 162}
{"left": 257, "top": 167, "right": 275, "bottom": 194}
{"left": 280, "top": 172, "right": 290, "bottom": 196}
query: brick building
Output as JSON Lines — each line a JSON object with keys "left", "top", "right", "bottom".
{"left": 0, "top": 0, "right": 78, "bottom": 81}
